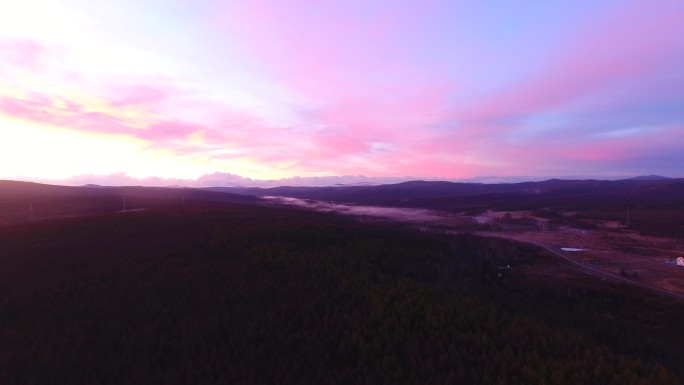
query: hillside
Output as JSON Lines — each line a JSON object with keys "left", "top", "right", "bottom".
{"left": 0, "top": 204, "right": 682, "bottom": 384}
{"left": 208, "top": 178, "right": 684, "bottom": 202}
{"left": 210, "top": 178, "right": 684, "bottom": 238}
{"left": 0, "top": 180, "right": 259, "bottom": 225}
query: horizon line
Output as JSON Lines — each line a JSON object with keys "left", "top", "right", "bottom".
{"left": 2, "top": 173, "right": 679, "bottom": 189}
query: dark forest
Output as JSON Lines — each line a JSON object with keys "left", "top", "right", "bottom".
{"left": 1, "top": 203, "right": 682, "bottom": 384}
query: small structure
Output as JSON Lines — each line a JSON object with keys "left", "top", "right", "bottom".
{"left": 677, "top": 257, "right": 684, "bottom": 267}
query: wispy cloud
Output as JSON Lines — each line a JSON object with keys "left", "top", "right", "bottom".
{"left": 1, "top": 0, "right": 683, "bottom": 182}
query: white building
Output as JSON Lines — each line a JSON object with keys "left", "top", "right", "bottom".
{"left": 677, "top": 257, "right": 684, "bottom": 266}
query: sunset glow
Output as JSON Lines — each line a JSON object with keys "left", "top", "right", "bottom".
{"left": 1, "top": 0, "right": 683, "bottom": 185}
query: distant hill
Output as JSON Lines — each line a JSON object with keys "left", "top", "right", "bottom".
{"left": 0, "top": 180, "right": 259, "bottom": 203}
{"left": 204, "top": 178, "right": 684, "bottom": 204}
{"left": 0, "top": 180, "right": 259, "bottom": 225}
{"left": 624, "top": 175, "right": 671, "bottom": 181}
{"left": 204, "top": 179, "right": 684, "bottom": 238}
{"left": 6, "top": 178, "right": 683, "bottom": 235}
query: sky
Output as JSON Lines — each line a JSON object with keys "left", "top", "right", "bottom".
{"left": 1, "top": 0, "right": 683, "bottom": 186}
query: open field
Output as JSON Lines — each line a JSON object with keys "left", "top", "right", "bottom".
{"left": 465, "top": 210, "right": 684, "bottom": 298}
{"left": 487, "top": 227, "right": 684, "bottom": 297}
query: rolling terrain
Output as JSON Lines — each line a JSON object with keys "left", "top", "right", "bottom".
{"left": 1, "top": 179, "right": 684, "bottom": 383}
{"left": 0, "top": 180, "right": 258, "bottom": 226}
{"left": 1, "top": 204, "right": 683, "bottom": 384}
{"left": 214, "top": 177, "right": 684, "bottom": 238}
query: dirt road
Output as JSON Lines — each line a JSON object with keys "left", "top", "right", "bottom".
{"left": 487, "top": 233, "right": 684, "bottom": 301}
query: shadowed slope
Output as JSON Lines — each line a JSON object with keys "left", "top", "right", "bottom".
{"left": 0, "top": 205, "right": 681, "bottom": 384}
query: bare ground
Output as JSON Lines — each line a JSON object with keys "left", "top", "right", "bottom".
{"left": 470, "top": 213, "right": 684, "bottom": 299}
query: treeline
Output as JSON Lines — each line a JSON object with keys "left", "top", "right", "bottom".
{"left": 0, "top": 205, "right": 681, "bottom": 384}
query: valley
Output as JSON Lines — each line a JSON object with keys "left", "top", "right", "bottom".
{"left": 264, "top": 195, "right": 684, "bottom": 299}
{"left": 1, "top": 178, "right": 684, "bottom": 384}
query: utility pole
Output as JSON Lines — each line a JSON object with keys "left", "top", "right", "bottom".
{"left": 626, "top": 206, "right": 630, "bottom": 227}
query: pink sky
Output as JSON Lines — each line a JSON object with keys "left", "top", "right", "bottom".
{"left": 1, "top": 0, "right": 683, "bottom": 185}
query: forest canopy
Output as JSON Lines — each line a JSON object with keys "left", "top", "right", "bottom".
{"left": 0, "top": 204, "right": 681, "bottom": 384}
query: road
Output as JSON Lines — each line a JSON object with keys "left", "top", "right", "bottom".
{"left": 486, "top": 232, "right": 684, "bottom": 301}
{"left": 234, "top": 198, "right": 684, "bottom": 301}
